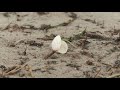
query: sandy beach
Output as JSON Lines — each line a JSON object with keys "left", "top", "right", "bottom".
{"left": 0, "top": 12, "right": 120, "bottom": 78}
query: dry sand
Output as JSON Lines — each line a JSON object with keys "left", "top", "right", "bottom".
{"left": 0, "top": 12, "right": 120, "bottom": 78}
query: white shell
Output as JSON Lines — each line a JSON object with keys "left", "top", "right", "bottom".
{"left": 57, "top": 40, "right": 68, "bottom": 54}
{"left": 51, "top": 35, "right": 61, "bottom": 51}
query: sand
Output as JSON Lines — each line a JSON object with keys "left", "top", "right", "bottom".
{"left": 0, "top": 12, "right": 120, "bottom": 78}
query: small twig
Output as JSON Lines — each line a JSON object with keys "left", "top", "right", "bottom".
{"left": 63, "top": 39, "right": 77, "bottom": 48}
{"left": 86, "top": 32, "right": 110, "bottom": 40}
{"left": 5, "top": 65, "right": 21, "bottom": 75}
{"left": 107, "top": 73, "right": 120, "bottom": 78}
{"left": 94, "top": 68, "right": 101, "bottom": 78}
{"left": 44, "top": 51, "right": 56, "bottom": 60}
{"left": 2, "top": 22, "right": 12, "bottom": 31}
{"left": 4, "top": 64, "right": 28, "bottom": 76}
{"left": 101, "top": 62, "right": 112, "bottom": 67}
{"left": 5, "top": 66, "right": 18, "bottom": 73}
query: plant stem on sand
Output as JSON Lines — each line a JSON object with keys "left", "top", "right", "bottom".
{"left": 44, "top": 51, "right": 56, "bottom": 60}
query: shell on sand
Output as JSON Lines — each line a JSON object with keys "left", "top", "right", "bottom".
{"left": 51, "top": 35, "right": 61, "bottom": 51}
{"left": 57, "top": 40, "right": 68, "bottom": 54}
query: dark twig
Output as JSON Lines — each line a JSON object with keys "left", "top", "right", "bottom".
{"left": 44, "top": 51, "right": 56, "bottom": 60}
